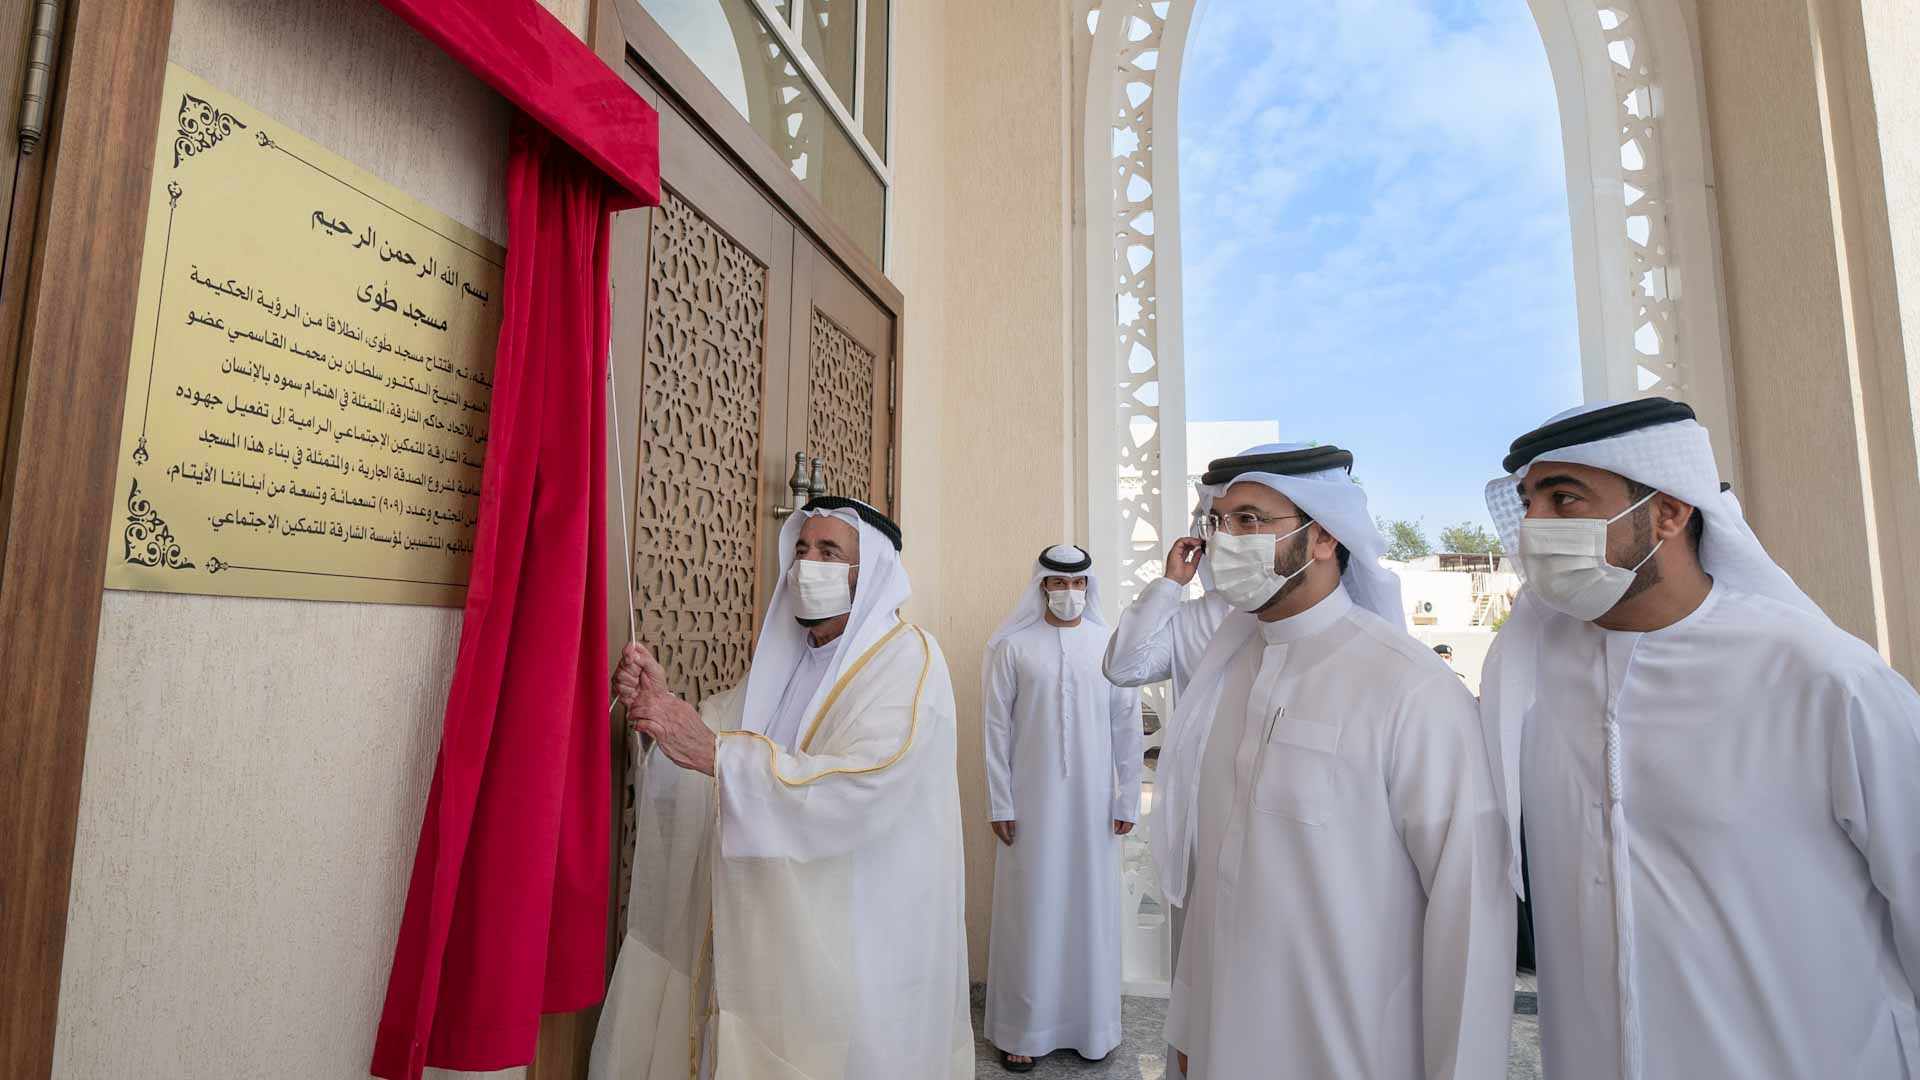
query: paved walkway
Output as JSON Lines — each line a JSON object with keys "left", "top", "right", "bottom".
{"left": 972, "top": 976, "right": 1543, "bottom": 1079}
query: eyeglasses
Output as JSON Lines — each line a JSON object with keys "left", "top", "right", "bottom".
{"left": 1199, "top": 510, "right": 1308, "bottom": 538}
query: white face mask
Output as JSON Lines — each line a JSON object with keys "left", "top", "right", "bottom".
{"left": 789, "top": 558, "right": 853, "bottom": 621}
{"left": 1516, "top": 489, "right": 1663, "bottom": 621}
{"left": 1207, "top": 520, "right": 1315, "bottom": 613}
{"left": 1046, "top": 588, "right": 1087, "bottom": 622}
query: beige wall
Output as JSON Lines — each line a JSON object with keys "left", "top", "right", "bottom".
{"left": 56, "top": 7, "right": 1081, "bottom": 1077}
{"left": 890, "top": 0, "right": 1079, "bottom": 977}
{"left": 1837, "top": 0, "right": 1920, "bottom": 680}
{"left": 1691, "top": 0, "right": 1920, "bottom": 678}
{"left": 1856, "top": 3, "right": 1920, "bottom": 410}
{"left": 53, "top": 1, "right": 542, "bottom": 1077}
{"left": 1694, "top": 0, "right": 1883, "bottom": 646}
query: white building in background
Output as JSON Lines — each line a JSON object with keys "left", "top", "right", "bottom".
{"left": 1384, "top": 553, "right": 1520, "bottom": 695}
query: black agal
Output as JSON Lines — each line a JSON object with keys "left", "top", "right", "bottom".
{"left": 801, "top": 496, "right": 903, "bottom": 551}
{"left": 1038, "top": 545, "right": 1092, "bottom": 574}
{"left": 1199, "top": 445, "right": 1353, "bottom": 487}
{"left": 1502, "top": 399, "right": 1696, "bottom": 475}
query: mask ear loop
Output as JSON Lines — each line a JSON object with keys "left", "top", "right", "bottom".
{"left": 1272, "top": 518, "right": 1318, "bottom": 585}
{"left": 1612, "top": 490, "right": 1664, "bottom": 574}
{"left": 1606, "top": 488, "right": 1660, "bottom": 524}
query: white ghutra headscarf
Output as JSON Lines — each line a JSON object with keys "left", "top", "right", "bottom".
{"left": 984, "top": 544, "right": 1109, "bottom": 782}
{"left": 1485, "top": 402, "right": 1820, "bottom": 616}
{"left": 736, "top": 497, "right": 912, "bottom": 740}
{"left": 1482, "top": 399, "right": 1827, "bottom": 884}
{"left": 1190, "top": 442, "right": 1405, "bottom": 624}
{"left": 985, "top": 543, "right": 1108, "bottom": 652}
{"left": 1481, "top": 400, "right": 1828, "bottom": 1080}
{"left": 1153, "top": 442, "right": 1404, "bottom": 905}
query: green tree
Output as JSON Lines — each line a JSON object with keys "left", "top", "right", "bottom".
{"left": 1376, "top": 517, "right": 1431, "bottom": 562}
{"left": 1439, "top": 522, "right": 1503, "bottom": 555}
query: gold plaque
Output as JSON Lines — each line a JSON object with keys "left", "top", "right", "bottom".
{"left": 106, "top": 65, "right": 506, "bottom": 606}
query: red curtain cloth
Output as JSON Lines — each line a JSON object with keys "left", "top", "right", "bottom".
{"left": 374, "top": 0, "right": 660, "bottom": 211}
{"left": 371, "top": 118, "right": 613, "bottom": 1080}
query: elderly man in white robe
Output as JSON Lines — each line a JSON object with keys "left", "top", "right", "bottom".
{"left": 588, "top": 496, "right": 973, "bottom": 1080}
{"left": 982, "top": 544, "right": 1143, "bottom": 1071}
{"left": 1481, "top": 398, "right": 1920, "bottom": 1079}
{"left": 1105, "top": 443, "right": 1515, "bottom": 1079}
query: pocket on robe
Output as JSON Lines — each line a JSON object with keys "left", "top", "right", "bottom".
{"left": 1251, "top": 715, "right": 1341, "bottom": 825}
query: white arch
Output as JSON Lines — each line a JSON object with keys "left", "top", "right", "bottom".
{"left": 1076, "top": 0, "right": 1737, "bottom": 995}
{"left": 1530, "top": 0, "right": 1741, "bottom": 473}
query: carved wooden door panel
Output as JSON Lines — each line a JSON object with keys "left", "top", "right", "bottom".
{"left": 585, "top": 8, "right": 907, "bottom": 1076}
{"left": 607, "top": 92, "right": 800, "bottom": 935}
{"left": 618, "top": 96, "right": 799, "bottom": 709}
{"left": 787, "top": 235, "right": 896, "bottom": 515}
{"left": 630, "top": 189, "right": 773, "bottom": 702}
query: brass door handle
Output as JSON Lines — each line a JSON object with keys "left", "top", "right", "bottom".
{"left": 772, "top": 452, "right": 828, "bottom": 518}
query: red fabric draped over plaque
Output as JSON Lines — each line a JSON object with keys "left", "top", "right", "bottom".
{"left": 375, "top": 0, "right": 660, "bottom": 210}
{"left": 368, "top": 3, "right": 658, "bottom": 1078}
{"left": 372, "top": 118, "right": 614, "bottom": 1080}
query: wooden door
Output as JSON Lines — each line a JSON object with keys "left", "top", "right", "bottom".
{"left": 623, "top": 95, "right": 795, "bottom": 709}
{"left": 0, "top": 5, "right": 178, "bottom": 1079}
{"left": 0, "top": 0, "right": 51, "bottom": 579}
{"left": 573, "top": 3, "right": 906, "bottom": 1077}
{"left": 788, "top": 235, "right": 896, "bottom": 515}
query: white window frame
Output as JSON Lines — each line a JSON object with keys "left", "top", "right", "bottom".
{"left": 746, "top": 0, "right": 895, "bottom": 266}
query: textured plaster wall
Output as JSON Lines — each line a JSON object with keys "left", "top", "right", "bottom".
{"left": 1694, "top": 0, "right": 1880, "bottom": 643}
{"left": 1857, "top": 6, "right": 1920, "bottom": 417}
{"left": 59, "top": 11, "right": 1081, "bottom": 1078}
{"left": 1846, "top": 0, "right": 1920, "bottom": 679}
{"left": 897, "top": 0, "right": 1078, "bottom": 978}
{"left": 53, "top": 0, "right": 532, "bottom": 1077}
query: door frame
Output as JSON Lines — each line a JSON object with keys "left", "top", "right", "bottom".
{"left": 589, "top": 0, "right": 906, "bottom": 625}
{"left": 0, "top": 3, "right": 179, "bottom": 1078}
{"left": 591, "top": 0, "right": 902, "bottom": 319}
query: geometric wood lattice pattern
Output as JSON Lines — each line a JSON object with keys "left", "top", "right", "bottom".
{"left": 622, "top": 190, "right": 769, "bottom": 928}
{"left": 633, "top": 190, "right": 768, "bottom": 707}
{"left": 805, "top": 308, "right": 877, "bottom": 506}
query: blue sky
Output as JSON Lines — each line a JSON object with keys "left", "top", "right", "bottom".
{"left": 1177, "top": 0, "right": 1583, "bottom": 537}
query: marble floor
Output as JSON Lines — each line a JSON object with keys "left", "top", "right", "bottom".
{"left": 971, "top": 975, "right": 1543, "bottom": 1079}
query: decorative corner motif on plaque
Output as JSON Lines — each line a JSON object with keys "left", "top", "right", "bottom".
{"left": 133, "top": 179, "right": 184, "bottom": 468}
{"left": 172, "top": 92, "right": 249, "bottom": 169}
{"left": 206, "top": 557, "right": 230, "bottom": 575}
{"left": 255, "top": 131, "right": 277, "bottom": 151}
{"left": 124, "top": 479, "right": 195, "bottom": 570}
